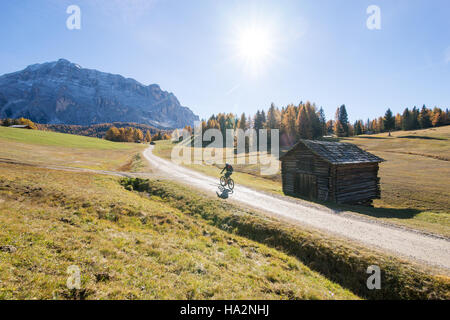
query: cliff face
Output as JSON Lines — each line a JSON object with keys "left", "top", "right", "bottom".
{"left": 0, "top": 59, "right": 199, "bottom": 128}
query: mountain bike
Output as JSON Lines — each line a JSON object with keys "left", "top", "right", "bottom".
{"left": 220, "top": 175, "right": 235, "bottom": 190}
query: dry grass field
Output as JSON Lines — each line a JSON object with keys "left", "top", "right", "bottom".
{"left": 0, "top": 127, "right": 359, "bottom": 299}
{"left": 153, "top": 126, "right": 450, "bottom": 236}
{"left": 0, "top": 127, "right": 448, "bottom": 299}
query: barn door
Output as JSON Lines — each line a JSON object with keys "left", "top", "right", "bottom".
{"left": 294, "top": 174, "right": 317, "bottom": 199}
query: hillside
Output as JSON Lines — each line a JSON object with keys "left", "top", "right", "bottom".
{"left": 36, "top": 122, "right": 161, "bottom": 139}
{"left": 152, "top": 126, "right": 450, "bottom": 236}
{"left": 1, "top": 126, "right": 449, "bottom": 299}
{"left": 0, "top": 126, "right": 147, "bottom": 172}
{"left": 341, "top": 126, "right": 450, "bottom": 214}
{"left": 0, "top": 127, "right": 358, "bottom": 299}
{"left": 0, "top": 59, "right": 199, "bottom": 128}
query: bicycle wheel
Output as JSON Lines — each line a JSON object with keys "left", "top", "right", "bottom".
{"left": 220, "top": 176, "right": 227, "bottom": 186}
{"left": 227, "top": 178, "right": 235, "bottom": 190}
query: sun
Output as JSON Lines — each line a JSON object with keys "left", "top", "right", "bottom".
{"left": 238, "top": 27, "right": 271, "bottom": 62}
{"left": 235, "top": 25, "right": 274, "bottom": 75}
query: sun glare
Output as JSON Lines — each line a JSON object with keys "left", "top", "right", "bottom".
{"left": 235, "top": 25, "right": 274, "bottom": 76}
{"left": 238, "top": 27, "right": 271, "bottom": 61}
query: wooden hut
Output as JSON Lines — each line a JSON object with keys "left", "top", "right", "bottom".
{"left": 280, "top": 140, "right": 384, "bottom": 205}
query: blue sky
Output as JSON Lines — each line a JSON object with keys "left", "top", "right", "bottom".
{"left": 0, "top": 0, "right": 449, "bottom": 122}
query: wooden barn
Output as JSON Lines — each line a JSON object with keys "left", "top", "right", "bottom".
{"left": 280, "top": 140, "right": 384, "bottom": 205}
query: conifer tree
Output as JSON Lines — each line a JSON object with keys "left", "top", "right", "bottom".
{"left": 383, "top": 108, "right": 395, "bottom": 135}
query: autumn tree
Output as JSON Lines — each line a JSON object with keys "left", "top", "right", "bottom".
{"left": 419, "top": 105, "right": 432, "bottom": 129}
{"left": 134, "top": 129, "right": 144, "bottom": 142}
{"left": 105, "top": 126, "right": 120, "bottom": 141}
{"left": 296, "top": 105, "right": 311, "bottom": 139}
{"left": 281, "top": 105, "right": 297, "bottom": 144}
{"left": 432, "top": 108, "right": 445, "bottom": 127}
{"left": 145, "top": 130, "right": 152, "bottom": 143}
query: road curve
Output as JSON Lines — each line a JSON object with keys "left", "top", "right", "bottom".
{"left": 143, "top": 146, "right": 450, "bottom": 271}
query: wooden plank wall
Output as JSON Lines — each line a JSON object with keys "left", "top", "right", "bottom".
{"left": 281, "top": 143, "right": 381, "bottom": 204}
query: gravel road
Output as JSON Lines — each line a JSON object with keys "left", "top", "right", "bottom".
{"left": 143, "top": 146, "right": 450, "bottom": 271}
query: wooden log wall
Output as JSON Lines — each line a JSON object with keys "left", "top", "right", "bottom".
{"left": 281, "top": 145, "right": 331, "bottom": 200}
{"left": 281, "top": 144, "right": 382, "bottom": 205}
{"left": 332, "top": 163, "right": 380, "bottom": 204}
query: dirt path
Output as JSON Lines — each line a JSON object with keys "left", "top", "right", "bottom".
{"left": 143, "top": 146, "right": 450, "bottom": 271}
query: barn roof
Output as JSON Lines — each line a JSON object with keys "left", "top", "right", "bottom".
{"left": 280, "top": 139, "right": 384, "bottom": 165}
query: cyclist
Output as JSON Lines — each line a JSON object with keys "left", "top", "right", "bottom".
{"left": 221, "top": 163, "right": 234, "bottom": 182}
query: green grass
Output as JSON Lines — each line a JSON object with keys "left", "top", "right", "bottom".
{"left": 0, "top": 126, "right": 133, "bottom": 150}
{"left": 0, "top": 163, "right": 357, "bottom": 300}
{"left": 0, "top": 126, "right": 148, "bottom": 172}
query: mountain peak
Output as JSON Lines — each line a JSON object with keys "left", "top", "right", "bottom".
{"left": 0, "top": 60, "right": 199, "bottom": 128}
{"left": 57, "top": 58, "right": 71, "bottom": 64}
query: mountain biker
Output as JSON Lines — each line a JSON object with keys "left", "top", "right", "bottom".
{"left": 221, "top": 163, "right": 233, "bottom": 181}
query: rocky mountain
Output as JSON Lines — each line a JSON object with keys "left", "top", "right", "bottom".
{"left": 0, "top": 59, "right": 199, "bottom": 128}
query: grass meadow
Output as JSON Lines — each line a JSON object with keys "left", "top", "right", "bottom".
{"left": 0, "top": 126, "right": 148, "bottom": 172}
{"left": 153, "top": 126, "right": 450, "bottom": 236}
{"left": 0, "top": 126, "right": 448, "bottom": 299}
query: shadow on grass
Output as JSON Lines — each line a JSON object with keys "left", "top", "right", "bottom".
{"left": 289, "top": 194, "right": 422, "bottom": 220}
{"left": 351, "top": 136, "right": 388, "bottom": 140}
{"left": 398, "top": 135, "right": 447, "bottom": 140}
{"left": 330, "top": 203, "right": 421, "bottom": 219}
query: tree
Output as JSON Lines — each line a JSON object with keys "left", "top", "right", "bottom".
{"left": 338, "top": 105, "right": 349, "bottom": 136}
{"left": 334, "top": 106, "right": 347, "bottom": 137}
{"left": 383, "top": 108, "right": 395, "bottom": 135}
{"left": 253, "top": 110, "right": 264, "bottom": 131}
{"left": 402, "top": 108, "right": 411, "bottom": 131}
{"left": 411, "top": 107, "right": 420, "bottom": 130}
{"left": 134, "top": 129, "right": 144, "bottom": 142}
{"left": 2, "top": 118, "right": 11, "bottom": 126}
{"left": 296, "top": 105, "right": 311, "bottom": 139}
{"left": 152, "top": 131, "right": 162, "bottom": 141}
{"left": 326, "top": 120, "right": 334, "bottom": 135}
{"left": 14, "top": 117, "right": 37, "bottom": 129}
{"left": 419, "top": 105, "right": 432, "bottom": 129}
{"left": 238, "top": 113, "right": 247, "bottom": 130}
{"left": 304, "top": 102, "right": 321, "bottom": 138}
{"left": 395, "top": 113, "right": 402, "bottom": 130}
{"left": 145, "top": 130, "right": 152, "bottom": 143}
{"left": 125, "top": 127, "right": 135, "bottom": 142}
{"left": 354, "top": 120, "right": 363, "bottom": 135}
{"left": 432, "top": 108, "right": 445, "bottom": 127}
{"left": 318, "top": 107, "right": 327, "bottom": 136}
{"left": 377, "top": 116, "right": 384, "bottom": 133}
{"left": 105, "top": 126, "right": 120, "bottom": 141}
{"left": 266, "top": 103, "right": 281, "bottom": 129}
{"left": 281, "top": 105, "right": 297, "bottom": 144}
